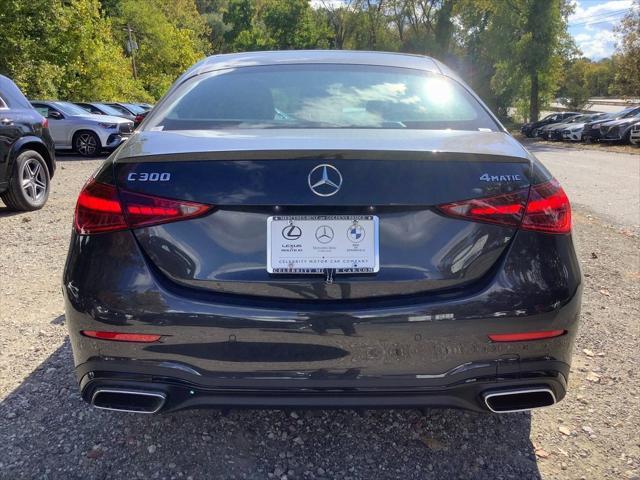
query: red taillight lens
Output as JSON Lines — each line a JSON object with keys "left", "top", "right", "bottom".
{"left": 74, "top": 178, "right": 213, "bottom": 235}
{"left": 42, "top": 118, "right": 49, "bottom": 128}
{"left": 120, "top": 189, "right": 212, "bottom": 229}
{"left": 75, "top": 180, "right": 127, "bottom": 234}
{"left": 134, "top": 114, "right": 144, "bottom": 124}
{"left": 437, "top": 189, "right": 529, "bottom": 227}
{"left": 81, "top": 330, "right": 161, "bottom": 342}
{"left": 488, "top": 330, "right": 566, "bottom": 342}
{"left": 437, "top": 178, "right": 571, "bottom": 234}
{"left": 521, "top": 179, "right": 571, "bottom": 234}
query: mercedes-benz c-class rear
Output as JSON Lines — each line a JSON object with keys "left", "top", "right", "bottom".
{"left": 63, "top": 51, "right": 581, "bottom": 414}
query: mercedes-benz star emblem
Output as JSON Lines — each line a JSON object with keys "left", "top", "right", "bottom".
{"left": 308, "top": 164, "right": 343, "bottom": 197}
{"left": 281, "top": 224, "right": 302, "bottom": 240}
{"left": 315, "top": 225, "right": 334, "bottom": 244}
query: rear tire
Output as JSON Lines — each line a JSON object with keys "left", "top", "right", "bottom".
{"left": 73, "top": 131, "right": 101, "bottom": 157}
{"left": 1, "top": 150, "right": 50, "bottom": 211}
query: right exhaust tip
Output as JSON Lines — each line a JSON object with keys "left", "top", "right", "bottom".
{"left": 91, "top": 388, "right": 166, "bottom": 414}
{"left": 483, "top": 387, "right": 556, "bottom": 413}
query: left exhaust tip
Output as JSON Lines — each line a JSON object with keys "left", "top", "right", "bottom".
{"left": 483, "top": 387, "right": 556, "bottom": 413}
{"left": 91, "top": 388, "right": 166, "bottom": 414}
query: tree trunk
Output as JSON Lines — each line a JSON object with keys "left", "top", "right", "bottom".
{"left": 530, "top": 71, "right": 539, "bottom": 122}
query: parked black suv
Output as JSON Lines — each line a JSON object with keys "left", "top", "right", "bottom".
{"left": 582, "top": 106, "right": 640, "bottom": 143}
{"left": 0, "top": 75, "right": 56, "bottom": 210}
{"left": 520, "top": 112, "right": 579, "bottom": 138}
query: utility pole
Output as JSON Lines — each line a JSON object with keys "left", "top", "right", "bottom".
{"left": 125, "top": 24, "right": 138, "bottom": 80}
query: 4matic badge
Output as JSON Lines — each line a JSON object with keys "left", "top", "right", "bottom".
{"left": 479, "top": 173, "right": 522, "bottom": 182}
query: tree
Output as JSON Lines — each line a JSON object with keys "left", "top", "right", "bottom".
{"left": 612, "top": 0, "right": 640, "bottom": 96}
{"left": 115, "top": 0, "right": 209, "bottom": 99}
{"left": 0, "top": 0, "right": 147, "bottom": 101}
{"left": 57, "top": 0, "right": 150, "bottom": 101}
{"left": 225, "top": 0, "right": 332, "bottom": 51}
{"left": 196, "top": 0, "right": 232, "bottom": 52}
{"left": 559, "top": 59, "right": 590, "bottom": 110}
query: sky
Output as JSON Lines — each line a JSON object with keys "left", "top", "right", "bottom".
{"left": 568, "top": 0, "right": 634, "bottom": 59}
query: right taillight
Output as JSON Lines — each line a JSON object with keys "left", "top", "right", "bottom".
{"left": 74, "top": 177, "right": 213, "bottom": 235}
{"left": 521, "top": 179, "right": 571, "bottom": 234}
{"left": 437, "top": 178, "right": 571, "bottom": 234}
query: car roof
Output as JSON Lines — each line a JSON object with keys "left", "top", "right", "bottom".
{"left": 181, "top": 50, "right": 447, "bottom": 81}
{"left": 0, "top": 75, "right": 33, "bottom": 109}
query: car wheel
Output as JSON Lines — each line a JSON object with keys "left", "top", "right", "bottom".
{"left": 74, "top": 131, "right": 100, "bottom": 157}
{"left": 532, "top": 128, "right": 538, "bottom": 137}
{"left": 1, "top": 150, "right": 50, "bottom": 211}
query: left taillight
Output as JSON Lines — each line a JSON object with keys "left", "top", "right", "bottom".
{"left": 74, "top": 177, "right": 213, "bottom": 235}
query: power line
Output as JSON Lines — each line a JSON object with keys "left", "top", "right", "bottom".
{"left": 569, "top": 8, "right": 631, "bottom": 25}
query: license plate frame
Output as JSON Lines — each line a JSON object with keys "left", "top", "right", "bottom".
{"left": 267, "top": 215, "right": 379, "bottom": 274}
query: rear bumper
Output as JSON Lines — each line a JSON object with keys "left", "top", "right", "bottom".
{"left": 79, "top": 364, "right": 568, "bottom": 413}
{"left": 63, "top": 228, "right": 582, "bottom": 412}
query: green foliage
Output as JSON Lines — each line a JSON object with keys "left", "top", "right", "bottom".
{"left": 222, "top": 0, "right": 332, "bottom": 51}
{"left": 1, "top": 0, "right": 628, "bottom": 110}
{"left": 558, "top": 59, "right": 591, "bottom": 110}
{"left": 115, "top": 0, "right": 209, "bottom": 99}
{"left": 57, "top": 0, "right": 150, "bottom": 101}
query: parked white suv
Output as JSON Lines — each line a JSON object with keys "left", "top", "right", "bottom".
{"left": 30, "top": 101, "right": 134, "bottom": 156}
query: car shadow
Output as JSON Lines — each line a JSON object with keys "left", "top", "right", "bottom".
{"left": 0, "top": 207, "right": 25, "bottom": 218}
{"left": 0, "top": 336, "right": 542, "bottom": 480}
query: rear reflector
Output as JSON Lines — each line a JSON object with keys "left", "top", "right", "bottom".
{"left": 74, "top": 177, "right": 213, "bottom": 235}
{"left": 488, "top": 330, "right": 566, "bottom": 342}
{"left": 437, "top": 178, "right": 571, "bottom": 234}
{"left": 81, "top": 330, "right": 161, "bottom": 343}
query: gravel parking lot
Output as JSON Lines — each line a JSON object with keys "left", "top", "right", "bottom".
{"left": 1, "top": 147, "right": 639, "bottom": 480}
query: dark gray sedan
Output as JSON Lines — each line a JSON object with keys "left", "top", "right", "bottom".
{"left": 63, "top": 50, "right": 582, "bottom": 415}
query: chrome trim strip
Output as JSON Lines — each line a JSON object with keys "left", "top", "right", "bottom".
{"left": 91, "top": 388, "right": 166, "bottom": 414}
{"left": 483, "top": 387, "right": 556, "bottom": 413}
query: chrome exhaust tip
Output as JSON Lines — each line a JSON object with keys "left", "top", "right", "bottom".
{"left": 91, "top": 388, "right": 166, "bottom": 414}
{"left": 483, "top": 387, "right": 556, "bottom": 413}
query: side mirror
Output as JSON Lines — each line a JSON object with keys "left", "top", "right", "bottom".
{"left": 49, "top": 111, "right": 63, "bottom": 120}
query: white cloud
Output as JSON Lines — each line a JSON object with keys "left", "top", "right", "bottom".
{"left": 568, "top": 0, "right": 635, "bottom": 58}
{"left": 569, "top": 0, "right": 632, "bottom": 23}
{"left": 573, "top": 28, "right": 622, "bottom": 58}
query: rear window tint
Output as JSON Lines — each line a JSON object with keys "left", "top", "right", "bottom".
{"left": 148, "top": 64, "right": 499, "bottom": 132}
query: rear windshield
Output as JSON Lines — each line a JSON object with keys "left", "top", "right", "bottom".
{"left": 96, "top": 103, "right": 127, "bottom": 116}
{"left": 147, "top": 64, "right": 499, "bottom": 131}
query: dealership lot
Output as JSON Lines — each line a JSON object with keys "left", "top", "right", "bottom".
{"left": 0, "top": 148, "right": 638, "bottom": 480}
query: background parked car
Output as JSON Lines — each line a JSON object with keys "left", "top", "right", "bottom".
{"left": 561, "top": 113, "right": 608, "bottom": 141}
{"left": 75, "top": 102, "right": 135, "bottom": 121}
{"left": 540, "top": 113, "right": 596, "bottom": 141}
{"left": 133, "top": 109, "right": 150, "bottom": 128}
{"left": 582, "top": 106, "right": 640, "bottom": 143}
{"left": 105, "top": 102, "right": 146, "bottom": 117}
{"left": 630, "top": 122, "right": 640, "bottom": 146}
{"left": 521, "top": 111, "right": 579, "bottom": 137}
{"left": 0, "top": 75, "right": 56, "bottom": 211}
{"left": 30, "top": 101, "right": 134, "bottom": 157}
{"left": 598, "top": 111, "right": 640, "bottom": 143}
